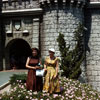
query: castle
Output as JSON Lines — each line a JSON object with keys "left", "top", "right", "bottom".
{"left": 1, "top": 0, "right": 100, "bottom": 91}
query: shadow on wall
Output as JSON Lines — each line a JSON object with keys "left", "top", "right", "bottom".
{"left": 84, "top": 6, "right": 92, "bottom": 66}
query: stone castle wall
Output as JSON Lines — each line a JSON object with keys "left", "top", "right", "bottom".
{"left": 3, "top": 17, "right": 41, "bottom": 69}
{"left": 2, "top": 0, "right": 39, "bottom": 11}
{"left": 40, "top": 1, "right": 86, "bottom": 83}
{"left": 41, "top": 6, "right": 84, "bottom": 58}
{"left": 85, "top": 8, "right": 100, "bottom": 91}
{"left": 2, "top": 0, "right": 41, "bottom": 48}
{"left": 0, "top": 0, "right": 42, "bottom": 69}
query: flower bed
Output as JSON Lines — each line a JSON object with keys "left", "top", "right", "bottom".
{"left": 0, "top": 75, "right": 100, "bottom": 100}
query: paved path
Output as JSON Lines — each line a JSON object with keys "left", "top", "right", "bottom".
{"left": 0, "top": 69, "right": 27, "bottom": 90}
{"left": 0, "top": 84, "right": 11, "bottom": 94}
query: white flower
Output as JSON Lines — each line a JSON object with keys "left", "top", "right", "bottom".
{"left": 53, "top": 94, "right": 58, "bottom": 98}
{"left": 33, "top": 91, "right": 37, "bottom": 94}
{"left": 18, "top": 95, "right": 21, "bottom": 97}
{"left": 10, "top": 97, "right": 13, "bottom": 99}
{"left": 26, "top": 96, "right": 29, "bottom": 98}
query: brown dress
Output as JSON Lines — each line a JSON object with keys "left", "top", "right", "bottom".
{"left": 26, "top": 57, "right": 43, "bottom": 92}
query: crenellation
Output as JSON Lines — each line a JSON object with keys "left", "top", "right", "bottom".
{"left": 39, "top": 0, "right": 86, "bottom": 8}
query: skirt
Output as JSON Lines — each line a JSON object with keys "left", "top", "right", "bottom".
{"left": 26, "top": 69, "right": 43, "bottom": 91}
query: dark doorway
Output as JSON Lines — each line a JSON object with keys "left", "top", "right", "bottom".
{"left": 9, "top": 39, "right": 32, "bottom": 69}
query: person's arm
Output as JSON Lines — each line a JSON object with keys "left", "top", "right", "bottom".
{"left": 44, "top": 60, "right": 47, "bottom": 71}
{"left": 25, "top": 57, "right": 36, "bottom": 69}
{"left": 54, "top": 59, "right": 59, "bottom": 78}
{"left": 44, "top": 63, "right": 47, "bottom": 70}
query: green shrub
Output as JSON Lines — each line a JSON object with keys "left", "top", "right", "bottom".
{"left": 57, "top": 23, "right": 85, "bottom": 79}
{"left": 9, "top": 74, "right": 27, "bottom": 86}
{"left": 0, "top": 76, "right": 100, "bottom": 100}
{"left": 41, "top": 57, "right": 45, "bottom": 68}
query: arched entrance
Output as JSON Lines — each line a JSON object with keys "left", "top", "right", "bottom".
{"left": 5, "top": 39, "right": 32, "bottom": 70}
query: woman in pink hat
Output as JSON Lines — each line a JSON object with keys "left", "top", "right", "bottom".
{"left": 43, "top": 48, "right": 60, "bottom": 94}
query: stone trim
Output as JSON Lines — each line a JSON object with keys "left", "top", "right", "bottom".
{"left": 2, "top": 8, "right": 43, "bottom": 14}
{"left": 2, "top": 8, "right": 43, "bottom": 16}
{"left": 90, "top": 1, "right": 100, "bottom": 5}
{"left": 33, "top": 18, "right": 40, "bottom": 22}
{"left": 2, "top": 0, "right": 10, "bottom": 2}
{"left": 90, "top": 0, "right": 100, "bottom": 2}
{"left": 88, "top": 2, "right": 100, "bottom": 8}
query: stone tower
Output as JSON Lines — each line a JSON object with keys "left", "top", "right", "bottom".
{"left": 38, "top": 0, "right": 87, "bottom": 83}
{"left": 39, "top": 0, "right": 86, "bottom": 58}
{"left": 39, "top": 0, "right": 86, "bottom": 82}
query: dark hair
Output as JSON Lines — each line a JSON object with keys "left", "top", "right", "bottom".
{"left": 31, "top": 48, "right": 40, "bottom": 58}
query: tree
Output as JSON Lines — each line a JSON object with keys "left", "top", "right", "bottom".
{"left": 57, "top": 23, "right": 85, "bottom": 79}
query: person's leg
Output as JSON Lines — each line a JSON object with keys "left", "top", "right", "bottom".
{"left": 36, "top": 76, "right": 43, "bottom": 92}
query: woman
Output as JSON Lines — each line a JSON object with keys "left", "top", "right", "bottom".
{"left": 43, "top": 48, "right": 60, "bottom": 94}
{"left": 26, "top": 48, "right": 43, "bottom": 92}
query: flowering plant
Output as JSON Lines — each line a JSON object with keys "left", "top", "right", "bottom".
{"left": 0, "top": 74, "right": 100, "bottom": 100}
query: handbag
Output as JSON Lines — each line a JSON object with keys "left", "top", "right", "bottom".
{"left": 36, "top": 69, "right": 45, "bottom": 76}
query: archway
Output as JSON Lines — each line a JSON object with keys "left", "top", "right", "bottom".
{"left": 5, "top": 39, "right": 32, "bottom": 69}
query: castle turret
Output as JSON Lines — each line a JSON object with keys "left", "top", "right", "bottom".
{"left": 39, "top": 0, "right": 86, "bottom": 57}
{"left": 39, "top": 0, "right": 87, "bottom": 83}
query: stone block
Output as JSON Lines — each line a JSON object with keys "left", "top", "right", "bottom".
{"left": 33, "top": 30, "right": 39, "bottom": 34}
{"left": 92, "top": 71, "right": 98, "bottom": 77}
{"left": 94, "top": 76, "right": 100, "bottom": 81}
{"left": 87, "top": 76, "right": 95, "bottom": 81}
{"left": 87, "top": 71, "right": 92, "bottom": 76}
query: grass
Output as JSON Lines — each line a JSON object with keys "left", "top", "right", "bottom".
{"left": 0, "top": 74, "right": 100, "bottom": 100}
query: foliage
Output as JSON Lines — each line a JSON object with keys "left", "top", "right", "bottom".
{"left": 57, "top": 23, "right": 85, "bottom": 79}
{"left": 41, "top": 57, "right": 45, "bottom": 68}
{"left": 0, "top": 74, "right": 100, "bottom": 100}
{"left": 9, "top": 74, "right": 27, "bottom": 86}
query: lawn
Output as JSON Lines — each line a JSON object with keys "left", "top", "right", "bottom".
{"left": 0, "top": 74, "right": 100, "bottom": 100}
